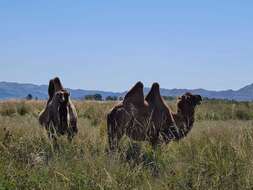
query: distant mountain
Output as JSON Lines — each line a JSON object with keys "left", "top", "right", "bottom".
{"left": 0, "top": 82, "right": 121, "bottom": 100}
{"left": 0, "top": 81, "right": 253, "bottom": 101}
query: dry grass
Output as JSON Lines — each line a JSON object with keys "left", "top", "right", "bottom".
{"left": 0, "top": 100, "right": 253, "bottom": 189}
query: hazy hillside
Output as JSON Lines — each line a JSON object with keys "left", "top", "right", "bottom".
{"left": 0, "top": 81, "right": 253, "bottom": 101}
{"left": 0, "top": 82, "right": 121, "bottom": 100}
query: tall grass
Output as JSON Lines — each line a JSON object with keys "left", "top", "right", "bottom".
{"left": 0, "top": 100, "right": 253, "bottom": 189}
{"left": 1, "top": 99, "right": 253, "bottom": 121}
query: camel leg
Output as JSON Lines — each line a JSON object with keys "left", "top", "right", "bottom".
{"left": 107, "top": 123, "right": 117, "bottom": 151}
{"left": 67, "top": 126, "right": 76, "bottom": 142}
{"left": 146, "top": 123, "right": 159, "bottom": 148}
{"left": 39, "top": 107, "right": 49, "bottom": 127}
{"left": 67, "top": 101, "right": 78, "bottom": 141}
{"left": 46, "top": 121, "right": 59, "bottom": 150}
{"left": 107, "top": 113, "right": 121, "bottom": 151}
{"left": 109, "top": 126, "right": 125, "bottom": 151}
{"left": 70, "top": 119, "right": 78, "bottom": 135}
{"left": 108, "top": 132, "right": 123, "bottom": 151}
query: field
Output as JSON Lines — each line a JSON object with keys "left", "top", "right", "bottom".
{"left": 1, "top": 100, "right": 253, "bottom": 190}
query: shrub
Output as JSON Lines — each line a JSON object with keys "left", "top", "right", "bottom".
{"left": 16, "top": 102, "right": 31, "bottom": 116}
{"left": 235, "top": 110, "right": 252, "bottom": 120}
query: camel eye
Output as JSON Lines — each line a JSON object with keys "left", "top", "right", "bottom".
{"left": 185, "top": 96, "right": 193, "bottom": 105}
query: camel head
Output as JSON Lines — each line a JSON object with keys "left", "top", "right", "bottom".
{"left": 47, "top": 76, "right": 70, "bottom": 106}
{"left": 48, "top": 77, "right": 70, "bottom": 104}
{"left": 162, "top": 93, "right": 202, "bottom": 141}
{"left": 177, "top": 93, "right": 202, "bottom": 115}
{"left": 55, "top": 90, "right": 70, "bottom": 105}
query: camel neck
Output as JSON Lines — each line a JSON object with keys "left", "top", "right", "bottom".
{"left": 171, "top": 108, "right": 195, "bottom": 139}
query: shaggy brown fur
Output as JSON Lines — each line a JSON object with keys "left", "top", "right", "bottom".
{"left": 39, "top": 77, "right": 78, "bottom": 140}
{"left": 107, "top": 82, "right": 150, "bottom": 150}
{"left": 107, "top": 82, "right": 202, "bottom": 150}
{"left": 47, "top": 79, "right": 55, "bottom": 104}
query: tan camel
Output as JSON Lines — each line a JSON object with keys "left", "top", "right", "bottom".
{"left": 107, "top": 82, "right": 202, "bottom": 150}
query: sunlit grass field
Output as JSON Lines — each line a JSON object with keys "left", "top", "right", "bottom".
{"left": 1, "top": 100, "right": 253, "bottom": 190}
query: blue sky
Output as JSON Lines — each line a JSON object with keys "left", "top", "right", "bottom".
{"left": 0, "top": 0, "right": 252, "bottom": 92}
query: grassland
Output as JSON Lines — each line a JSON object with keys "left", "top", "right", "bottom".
{"left": 1, "top": 100, "right": 253, "bottom": 190}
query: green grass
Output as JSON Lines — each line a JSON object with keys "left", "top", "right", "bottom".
{"left": 0, "top": 100, "right": 253, "bottom": 189}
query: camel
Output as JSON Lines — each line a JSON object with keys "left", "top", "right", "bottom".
{"left": 107, "top": 82, "right": 202, "bottom": 150}
{"left": 39, "top": 77, "right": 78, "bottom": 140}
{"left": 146, "top": 84, "right": 202, "bottom": 142}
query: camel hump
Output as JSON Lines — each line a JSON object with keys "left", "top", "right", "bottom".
{"left": 145, "top": 82, "right": 163, "bottom": 105}
{"left": 123, "top": 81, "right": 144, "bottom": 106}
{"left": 48, "top": 79, "right": 55, "bottom": 100}
{"left": 53, "top": 77, "right": 64, "bottom": 92}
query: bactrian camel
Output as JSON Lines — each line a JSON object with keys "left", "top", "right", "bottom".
{"left": 107, "top": 82, "right": 202, "bottom": 150}
{"left": 39, "top": 77, "right": 78, "bottom": 140}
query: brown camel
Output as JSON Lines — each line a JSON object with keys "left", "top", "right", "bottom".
{"left": 39, "top": 77, "right": 78, "bottom": 140}
{"left": 107, "top": 82, "right": 202, "bottom": 150}
{"left": 146, "top": 84, "right": 202, "bottom": 142}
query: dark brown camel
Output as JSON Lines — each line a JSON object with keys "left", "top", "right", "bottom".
{"left": 39, "top": 77, "right": 78, "bottom": 140}
{"left": 107, "top": 82, "right": 202, "bottom": 150}
{"left": 146, "top": 84, "right": 202, "bottom": 142}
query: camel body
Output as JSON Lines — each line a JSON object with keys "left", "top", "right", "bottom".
{"left": 39, "top": 77, "right": 78, "bottom": 140}
{"left": 107, "top": 82, "right": 202, "bottom": 150}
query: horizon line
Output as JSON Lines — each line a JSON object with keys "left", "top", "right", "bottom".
{"left": 0, "top": 80, "right": 251, "bottom": 93}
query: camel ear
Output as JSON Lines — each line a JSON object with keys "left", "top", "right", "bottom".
{"left": 145, "top": 82, "right": 162, "bottom": 104}
{"left": 53, "top": 77, "right": 64, "bottom": 92}
{"left": 64, "top": 91, "right": 70, "bottom": 102}
{"left": 193, "top": 95, "right": 202, "bottom": 105}
{"left": 48, "top": 79, "right": 55, "bottom": 100}
{"left": 123, "top": 81, "right": 144, "bottom": 106}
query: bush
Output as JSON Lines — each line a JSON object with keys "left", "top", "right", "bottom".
{"left": 16, "top": 102, "right": 31, "bottom": 116}
{"left": 235, "top": 110, "right": 252, "bottom": 120}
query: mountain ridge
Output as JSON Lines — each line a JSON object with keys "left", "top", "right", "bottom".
{"left": 0, "top": 81, "right": 253, "bottom": 101}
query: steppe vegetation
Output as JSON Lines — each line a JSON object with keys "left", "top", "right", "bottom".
{"left": 1, "top": 99, "right": 253, "bottom": 189}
